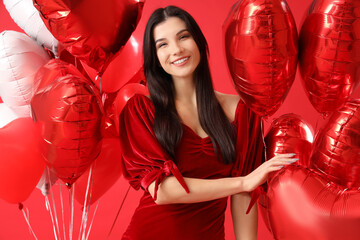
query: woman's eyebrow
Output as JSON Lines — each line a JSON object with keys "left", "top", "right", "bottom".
{"left": 176, "top": 29, "right": 189, "bottom": 36}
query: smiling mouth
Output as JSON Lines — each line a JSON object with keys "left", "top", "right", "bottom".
{"left": 172, "top": 57, "right": 189, "bottom": 65}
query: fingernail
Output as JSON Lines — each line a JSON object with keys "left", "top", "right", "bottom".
{"left": 277, "top": 166, "right": 284, "bottom": 169}
{"left": 290, "top": 158, "right": 299, "bottom": 162}
{"left": 288, "top": 153, "right": 296, "bottom": 156}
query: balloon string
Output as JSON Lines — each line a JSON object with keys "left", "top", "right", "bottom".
{"left": 59, "top": 184, "right": 67, "bottom": 240}
{"left": 20, "top": 205, "right": 38, "bottom": 240}
{"left": 106, "top": 185, "right": 131, "bottom": 240}
{"left": 69, "top": 186, "right": 75, "bottom": 240}
{"left": 78, "top": 163, "right": 95, "bottom": 240}
{"left": 85, "top": 201, "right": 100, "bottom": 240}
{"left": 45, "top": 196, "right": 59, "bottom": 240}
{"left": 260, "top": 118, "right": 267, "bottom": 161}
{"left": 95, "top": 75, "right": 103, "bottom": 96}
{"left": 47, "top": 168, "right": 61, "bottom": 240}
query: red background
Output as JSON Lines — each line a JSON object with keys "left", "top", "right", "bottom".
{"left": 1, "top": 0, "right": 359, "bottom": 239}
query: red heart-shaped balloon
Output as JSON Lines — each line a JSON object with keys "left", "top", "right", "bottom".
{"left": 74, "top": 137, "right": 122, "bottom": 205}
{"left": 262, "top": 165, "right": 360, "bottom": 240}
{"left": 265, "top": 113, "right": 314, "bottom": 167}
{"left": 224, "top": 0, "right": 298, "bottom": 116}
{"left": 33, "top": 0, "right": 145, "bottom": 72}
{"left": 299, "top": 0, "right": 360, "bottom": 115}
{"left": 311, "top": 99, "right": 360, "bottom": 188}
{"left": 0, "top": 118, "right": 45, "bottom": 203}
{"left": 260, "top": 99, "right": 360, "bottom": 239}
{"left": 31, "top": 59, "right": 103, "bottom": 187}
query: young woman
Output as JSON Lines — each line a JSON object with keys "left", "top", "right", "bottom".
{"left": 119, "top": 6, "right": 297, "bottom": 240}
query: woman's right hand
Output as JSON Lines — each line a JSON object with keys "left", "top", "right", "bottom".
{"left": 242, "top": 153, "right": 298, "bottom": 192}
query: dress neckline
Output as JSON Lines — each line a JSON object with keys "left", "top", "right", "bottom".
{"left": 138, "top": 94, "right": 242, "bottom": 140}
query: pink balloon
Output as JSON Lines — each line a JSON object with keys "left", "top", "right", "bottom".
{"left": 299, "top": 0, "right": 360, "bottom": 115}
{"left": 31, "top": 59, "right": 103, "bottom": 187}
{"left": 224, "top": 0, "right": 298, "bottom": 117}
{"left": 0, "top": 118, "right": 45, "bottom": 203}
{"left": 311, "top": 99, "right": 360, "bottom": 188}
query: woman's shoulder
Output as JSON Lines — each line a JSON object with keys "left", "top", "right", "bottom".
{"left": 123, "top": 94, "right": 154, "bottom": 116}
{"left": 214, "top": 91, "right": 242, "bottom": 122}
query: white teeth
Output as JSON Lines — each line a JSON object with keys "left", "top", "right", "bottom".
{"left": 173, "top": 57, "right": 189, "bottom": 64}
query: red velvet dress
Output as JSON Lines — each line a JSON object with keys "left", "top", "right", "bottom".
{"left": 119, "top": 94, "right": 264, "bottom": 240}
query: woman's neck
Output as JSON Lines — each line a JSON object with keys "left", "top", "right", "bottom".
{"left": 173, "top": 76, "right": 196, "bottom": 105}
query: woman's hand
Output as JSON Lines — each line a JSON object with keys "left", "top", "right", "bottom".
{"left": 242, "top": 153, "right": 298, "bottom": 192}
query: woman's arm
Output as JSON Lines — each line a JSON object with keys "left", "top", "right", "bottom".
{"left": 231, "top": 193, "right": 258, "bottom": 240}
{"left": 149, "top": 175, "right": 243, "bottom": 204}
{"left": 148, "top": 153, "right": 298, "bottom": 204}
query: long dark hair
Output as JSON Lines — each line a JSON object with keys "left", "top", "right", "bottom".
{"left": 143, "top": 6, "right": 235, "bottom": 164}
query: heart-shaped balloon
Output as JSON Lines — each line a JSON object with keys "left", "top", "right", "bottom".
{"left": 311, "top": 99, "right": 360, "bottom": 188}
{"left": 3, "top": 0, "right": 59, "bottom": 54}
{"left": 262, "top": 165, "right": 360, "bottom": 240}
{"left": 113, "top": 83, "right": 148, "bottom": 134}
{"left": 224, "top": 0, "right": 298, "bottom": 117}
{"left": 265, "top": 113, "right": 314, "bottom": 167}
{"left": 81, "top": 36, "right": 145, "bottom": 93}
{"left": 299, "top": 0, "right": 360, "bottom": 116}
{"left": 31, "top": 59, "right": 103, "bottom": 187}
{"left": 33, "top": 0, "right": 145, "bottom": 73}
{"left": 260, "top": 99, "right": 360, "bottom": 239}
{"left": 0, "top": 118, "right": 45, "bottom": 203}
{"left": 74, "top": 137, "right": 122, "bottom": 205}
{"left": 100, "top": 82, "right": 148, "bottom": 137}
{"left": 259, "top": 113, "right": 314, "bottom": 232}
{"left": 0, "top": 30, "right": 50, "bottom": 117}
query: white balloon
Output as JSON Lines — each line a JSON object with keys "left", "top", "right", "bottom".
{"left": 0, "top": 31, "right": 50, "bottom": 117}
{"left": 0, "top": 103, "right": 18, "bottom": 128}
{"left": 3, "top": 0, "right": 59, "bottom": 54}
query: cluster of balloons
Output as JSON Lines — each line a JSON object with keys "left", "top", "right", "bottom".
{"left": 223, "top": 0, "right": 360, "bottom": 239}
{"left": 0, "top": 0, "right": 148, "bottom": 205}
{"left": 260, "top": 100, "right": 360, "bottom": 240}
{"left": 224, "top": 0, "right": 360, "bottom": 118}
{"left": 1, "top": 0, "right": 359, "bottom": 238}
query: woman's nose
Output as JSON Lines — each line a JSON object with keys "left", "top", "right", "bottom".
{"left": 170, "top": 42, "right": 183, "bottom": 55}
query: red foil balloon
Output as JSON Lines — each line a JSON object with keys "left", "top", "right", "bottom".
{"left": 311, "top": 99, "right": 360, "bottom": 188}
{"left": 265, "top": 113, "right": 314, "bottom": 167}
{"left": 33, "top": 0, "right": 145, "bottom": 72}
{"left": 263, "top": 165, "right": 360, "bottom": 240}
{"left": 299, "top": 0, "right": 360, "bottom": 116}
{"left": 74, "top": 137, "right": 122, "bottom": 205}
{"left": 81, "top": 36, "right": 145, "bottom": 93}
{"left": 113, "top": 83, "right": 148, "bottom": 133}
{"left": 224, "top": 0, "right": 298, "bottom": 117}
{"left": 0, "top": 118, "right": 45, "bottom": 203}
{"left": 31, "top": 59, "right": 103, "bottom": 187}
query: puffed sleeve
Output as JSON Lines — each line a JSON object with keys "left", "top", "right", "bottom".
{"left": 231, "top": 101, "right": 265, "bottom": 177}
{"left": 119, "top": 94, "right": 189, "bottom": 200}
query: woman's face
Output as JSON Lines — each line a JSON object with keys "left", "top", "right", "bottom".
{"left": 153, "top": 17, "right": 200, "bottom": 81}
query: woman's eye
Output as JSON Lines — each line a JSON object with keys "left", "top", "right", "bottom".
{"left": 180, "top": 34, "right": 190, "bottom": 40}
{"left": 157, "top": 43, "right": 167, "bottom": 48}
